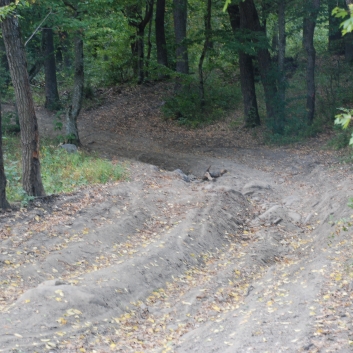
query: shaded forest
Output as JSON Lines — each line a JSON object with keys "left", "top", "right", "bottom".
{"left": 0, "top": 0, "right": 353, "bottom": 204}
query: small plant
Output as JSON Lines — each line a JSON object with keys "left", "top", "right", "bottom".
{"left": 334, "top": 108, "right": 353, "bottom": 145}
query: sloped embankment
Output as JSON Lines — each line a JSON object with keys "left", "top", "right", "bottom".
{"left": 0, "top": 166, "right": 251, "bottom": 352}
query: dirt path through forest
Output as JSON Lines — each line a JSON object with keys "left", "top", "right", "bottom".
{"left": 1, "top": 84, "right": 353, "bottom": 352}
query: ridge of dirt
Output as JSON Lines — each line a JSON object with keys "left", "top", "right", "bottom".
{"left": 1, "top": 82, "right": 353, "bottom": 352}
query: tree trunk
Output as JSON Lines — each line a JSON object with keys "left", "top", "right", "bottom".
{"left": 198, "top": 0, "right": 212, "bottom": 108}
{"left": 145, "top": 3, "right": 153, "bottom": 79}
{"left": 0, "top": 0, "right": 45, "bottom": 197}
{"left": 303, "top": 0, "right": 320, "bottom": 125}
{"left": 239, "top": 0, "right": 277, "bottom": 124}
{"left": 155, "top": 0, "right": 168, "bottom": 68}
{"left": 228, "top": 4, "right": 260, "bottom": 126}
{"left": 0, "top": 99, "right": 10, "bottom": 210}
{"left": 56, "top": 31, "right": 71, "bottom": 68}
{"left": 277, "top": 0, "right": 286, "bottom": 124}
{"left": 136, "top": 26, "right": 145, "bottom": 84}
{"left": 28, "top": 59, "right": 43, "bottom": 82}
{"left": 173, "top": 0, "right": 189, "bottom": 75}
{"left": 66, "top": 34, "right": 83, "bottom": 145}
{"left": 328, "top": 0, "right": 345, "bottom": 53}
{"left": 344, "top": 0, "right": 353, "bottom": 61}
{"left": 43, "top": 28, "right": 60, "bottom": 110}
{"left": 126, "top": 1, "right": 153, "bottom": 84}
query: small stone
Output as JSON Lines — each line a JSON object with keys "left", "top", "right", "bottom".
{"left": 60, "top": 144, "right": 78, "bottom": 153}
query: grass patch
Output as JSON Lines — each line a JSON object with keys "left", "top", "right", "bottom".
{"left": 3, "top": 136, "right": 125, "bottom": 202}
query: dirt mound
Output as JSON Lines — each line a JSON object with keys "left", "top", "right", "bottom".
{"left": 1, "top": 82, "right": 353, "bottom": 352}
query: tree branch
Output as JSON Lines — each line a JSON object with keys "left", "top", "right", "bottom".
{"left": 24, "top": 10, "right": 52, "bottom": 47}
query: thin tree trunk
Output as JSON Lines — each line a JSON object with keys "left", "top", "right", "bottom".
{"left": 239, "top": 0, "right": 277, "bottom": 124}
{"left": 155, "top": 0, "right": 168, "bottom": 69}
{"left": 136, "top": 26, "right": 145, "bottom": 84}
{"left": 198, "top": 0, "right": 212, "bottom": 108}
{"left": 0, "top": 98, "right": 10, "bottom": 210}
{"left": 303, "top": 0, "right": 320, "bottom": 125}
{"left": 328, "top": 0, "right": 345, "bottom": 53}
{"left": 228, "top": 4, "right": 260, "bottom": 127}
{"left": 28, "top": 59, "right": 43, "bottom": 82}
{"left": 126, "top": 1, "right": 153, "bottom": 84}
{"left": 145, "top": 2, "right": 154, "bottom": 79}
{"left": 66, "top": 33, "right": 83, "bottom": 145}
{"left": 174, "top": 0, "right": 189, "bottom": 92}
{"left": 277, "top": 0, "right": 286, "bottom": 124}
{"left": 43, "top": 28, "right": 60, "bottom": 110}
{"left": 0, "top": 0, "right": 45, "bottom": 197}
{"left": 344, "top": 0, "right": 353, "bottom": 61}
{"left": 56, "top": 31, "right": 71, "bottom": 68}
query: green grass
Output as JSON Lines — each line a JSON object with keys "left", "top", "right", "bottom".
{"left": 3, "top": 136, "right": 125, "bottom": 203}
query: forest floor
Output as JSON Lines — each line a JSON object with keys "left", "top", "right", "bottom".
{"left": 1, "top": 82, "right": 353, "bottom": 352}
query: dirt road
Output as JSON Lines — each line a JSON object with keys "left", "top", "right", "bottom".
{"left": 0, "top": 85, "right": 352, "bottom": 352}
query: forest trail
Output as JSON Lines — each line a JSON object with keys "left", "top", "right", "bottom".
{"left": 1, "top": 83, "right": 353, "bottom": 352}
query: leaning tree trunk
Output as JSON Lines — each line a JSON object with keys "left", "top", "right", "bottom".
{"left": 173, "top": 0, "right": 189, "bottom": 92}
{"left": 155, "top": 0, "right": 168, "bottom": 69}
{"left": 43, "top": 28, "right": 60, "bottom": 110}
{"left": 0, "top": 0, "right": 45, "bottom": 197}
{"left": 303, "top": 0, "right": 320, "bottom": 125}
{"left": 0, "top": 99, "right": 10, "bottom": 210}
{"left": 228, "top": 4, "right": 260, "bottom": 127}
{"left": 66, "top": 33, "right": 83, "bottom": 145}
{"left": 239, "top": 0, "right": 278, "bottom": 125}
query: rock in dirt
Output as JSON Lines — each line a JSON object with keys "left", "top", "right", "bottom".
{"left": 242, "top": 180, "right": 272, "bottom": 196}
{"left": 60, "top": 144, "right": 78, "bottom": 153}
{"left": 173, "top": 169, "right": 190, "bottom": 182}
{"left": 259, "top": 205, "right": 299, "bottom": 231}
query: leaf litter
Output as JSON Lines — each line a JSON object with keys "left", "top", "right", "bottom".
{"left": 1, "top": 83, "right": 353, "bottom": 352}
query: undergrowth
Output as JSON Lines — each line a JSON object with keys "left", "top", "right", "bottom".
{"left": 161, "top": 74, "right": 241, "bottom": 128}
{"left": 3, "top": 136, "right": 125, "bottom": 203}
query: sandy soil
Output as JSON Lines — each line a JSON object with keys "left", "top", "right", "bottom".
{"left": 1, "top": 83, "right": 353, "bottom": 353}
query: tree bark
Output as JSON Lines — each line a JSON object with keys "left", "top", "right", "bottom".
{"left": 43, "top": 28, "right": 60, "bottom": 110}
{"left": 155, "top": 0, "right": 168, "bottom": 68}
{"left": 277, "top": 0, "right": 286, "bottom": 124}
{"left": 66, "top": 33, "right": 83, "bottom": 145}
{"left": 173, "top": 0, "right": 189, "bottom": 75}
{"left": 328, "top": 0, "right": 345, "bottom": 53}
{"left": 239, "top": 0, "right": 277, "bottom": 124}
{"left": 126, "top": 1, "right": 154, "bottom": 84}
{"left": 0, "top": 99, "right": 10, "bottom": 210}
{"left": 56, "top": 31, "right": 71, "bottom": 68}
{"left": 198, "top": 0, "right": 212, "bottom": 108}
{"left": 228, "top": 4, "right": 260, "bottom": 126}
{"left": 303, "top": 0, "right": 320, "bottom": 125}
{"left": 145, "top": 3, "right": 153, "bottom": 78}
{"left": 0, "top": 0, "right": 45, "bottom": 197}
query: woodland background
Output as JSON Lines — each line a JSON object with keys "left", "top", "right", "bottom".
{"left": 0, "top": 0, "right": 353, "bottom": 205}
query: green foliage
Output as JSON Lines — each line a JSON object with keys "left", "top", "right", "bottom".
{"left": 162, "top": 73, "right": 241, "bottom": 128}
{"left": 327, "top": 125, "right": 352, "bottom": 150}
{"left": 334, "top": 108, "right": 353, "bottom": 146}
{"left": 3, "top": 135, "right": 125, "bottom": 202}
{"left": 332, "top": 5, "right": 353, "bottom": 35}
{"left": 1, "top": 111, "right": 20, "bottom": 134}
